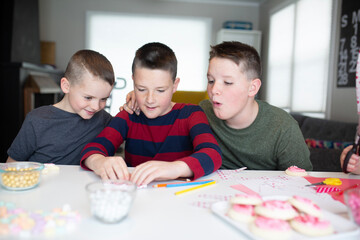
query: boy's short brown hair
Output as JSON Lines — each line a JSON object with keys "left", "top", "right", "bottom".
{"left": 131, "top": 42, "right": 177, "bottom": 81}
{"left": 64, "top": 49, "right": 115, "bottom": 86}
{"left": 209, "top": 41, "right": 261, "bottom": 81}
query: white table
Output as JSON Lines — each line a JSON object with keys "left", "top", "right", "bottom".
{"left": 1, "top": 165, "right": 359, "bottom": 240}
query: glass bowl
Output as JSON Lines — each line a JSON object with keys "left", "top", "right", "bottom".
{"left": 344, "top": 186, "right": 360, "bottom": 226}
{"left": 0, "top": 162, "right": 44, "bottom": 190}
{"left": 86, "top": 180, "right": 136, "bottom": 224}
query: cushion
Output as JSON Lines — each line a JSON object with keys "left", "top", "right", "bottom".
{"left": 305, "top": 138, "right": 352, "bottom": 150}
{"left": 300, "top": 117, "right": 357, "bottom": 142}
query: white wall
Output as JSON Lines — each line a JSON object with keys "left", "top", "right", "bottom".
{"left": 38, "top": 0, "right": 259, "bottom": 71}
{"left": 259, "top": 0, "right": 358, "bottom": 123}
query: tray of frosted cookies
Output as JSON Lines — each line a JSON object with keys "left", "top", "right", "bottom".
{"left": 211, "top": 194, "right": 360, "bottom": 240}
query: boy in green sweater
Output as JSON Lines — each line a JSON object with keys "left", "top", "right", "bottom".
{"left": 200, "top": 41, "right": 312, "bottom": 170}
{"left": 124, "top": 41, "right": 312, "bottom": 171}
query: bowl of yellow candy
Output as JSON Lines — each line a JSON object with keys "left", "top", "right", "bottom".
{"left": 0, "top": 162, "right": 44, "bottom": 190}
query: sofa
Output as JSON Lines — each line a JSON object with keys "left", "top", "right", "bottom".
{"left": 291, "top": 113, "right": 357, "bottom": 172}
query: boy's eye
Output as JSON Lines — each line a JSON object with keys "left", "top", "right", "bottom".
{"left": 224, "top": 81, "right": 233, "bottom": 85}
{"left": 84, "top": 96, "right": 92, "bottom": 100}
{"left": 101, "top": 98, "right": 108, "bottom": 102}
{"left": 137, "top": 88, "right": 145, "bottom": 92}
{"left": 157, "top": 89, "right": 165, "bottom": 93}
{"left": 207, "top": 79, "right": 214, "bottom": 84}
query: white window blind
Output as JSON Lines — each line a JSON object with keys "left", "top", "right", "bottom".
{"left": 266, "top": 0, "right": 332, "bottom": 115}
{"left": 86, "top": 12, "right": 211, "bottom": 115}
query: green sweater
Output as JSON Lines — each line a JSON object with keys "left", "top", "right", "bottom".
{"left": 200, "top": 99, "right": 313, "bottom": 171}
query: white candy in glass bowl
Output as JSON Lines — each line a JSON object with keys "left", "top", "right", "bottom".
{"left": 86, "top": 180, "right": 136, "bottom": 223}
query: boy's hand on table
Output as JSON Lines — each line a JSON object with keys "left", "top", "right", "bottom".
{"left": 341, "top": 145, "right": 360, "bottom": 174}
{"left": 85, "top": 154, "right": 130, "bottom": 180}
{"left": 130, "top": 161, "right": 193, "bottom": 186}
{"left": 119, "top": 91, "right": 140, "bottom": 115}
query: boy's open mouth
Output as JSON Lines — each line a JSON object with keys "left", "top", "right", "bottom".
{"left": 212, "top": 100, "right": 222, "bottom": 107}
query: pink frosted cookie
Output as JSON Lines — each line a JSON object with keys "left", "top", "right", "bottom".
{"left": 230, "top": 193, "right": 263, "bottom": 205}
{"left": 250, "top": 216, "right": 292, "bottom": 240}
{"left": 285, "top": 166, "right": 307, "bottom": 176}
{"left": 227, "top": 204, "right": 255, "bottom": 223}
{"left": 288, "top": 195, "right": 322, "bottom": 218}
{"left": 255, "top": 200, "right": 298, "bottom": 220}
{"left": 290, "top": 214, "right": 333, "bottom": 236}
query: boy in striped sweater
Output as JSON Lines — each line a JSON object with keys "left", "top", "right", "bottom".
{"left": 80, "top": 42, "right": 222, "bottom": 185}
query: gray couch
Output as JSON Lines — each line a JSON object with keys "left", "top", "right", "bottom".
{"left": 291, "top": 114, "right": 357, "bottom": 172}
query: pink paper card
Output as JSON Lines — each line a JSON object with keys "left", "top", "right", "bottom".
{"left": 316, "top": 186, "right": 341, "bottom": 193}
{"left": 230, "top": 184, "right": 260, "bottom": 196}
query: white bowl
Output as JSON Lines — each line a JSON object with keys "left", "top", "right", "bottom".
{"left": 86, "top": 180, "right": 136, "bottom": 223}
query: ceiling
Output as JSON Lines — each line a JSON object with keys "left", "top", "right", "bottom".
{"left": 161, "top": 0, "right": 266, "bottom": 7}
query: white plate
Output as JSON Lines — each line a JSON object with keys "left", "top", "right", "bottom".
{"left": 211, "top": 197, "right": 360, "bottom": 240}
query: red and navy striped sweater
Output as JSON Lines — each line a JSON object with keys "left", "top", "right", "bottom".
{"left": 80, "top": 103, "right": 222, "bottom": 179}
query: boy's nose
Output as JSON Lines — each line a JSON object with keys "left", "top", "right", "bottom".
{"left": 90, "top": 100, "right": 101, "bottom": 111}
{"left": 211, "top": 81, "right": 221, "bottom": 95}
{"left": 146, "top": 92, "right": 155, "bottom": 104}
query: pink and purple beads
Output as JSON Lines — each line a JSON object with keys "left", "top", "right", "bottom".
{"left": 0, "top": 201, "right": 81, "bottom": 237}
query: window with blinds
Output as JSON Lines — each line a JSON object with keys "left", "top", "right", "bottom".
{"left": 266, "top": 0, "right": 332, "bottom": 117}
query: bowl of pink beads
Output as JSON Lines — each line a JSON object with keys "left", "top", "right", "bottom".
{"left": 344, "top": 186, "right": 360, "bottom": 226}
{"left": 0, "top": 162, "right": 44, "bottom": 191}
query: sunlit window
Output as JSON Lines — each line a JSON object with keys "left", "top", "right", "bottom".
{"left": 266, "top": 0, "right": 332, "bottom": 117}
{"left": 86, "top": 12, "right": 211, "bottom": 115}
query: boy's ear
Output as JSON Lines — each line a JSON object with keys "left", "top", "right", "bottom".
{"left": 248, "top": 78, "right": 261, "bottom": 97}
{"left": 60, "top": 77, "right": 71, "bottom": 94}
{"left": 172, "top": 77, "right": 180, "bottom": 93}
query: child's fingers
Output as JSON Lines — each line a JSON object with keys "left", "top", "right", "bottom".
{"left": 130, "top": 165, "right": 145, "bottom": 185}
{"left": 345, "top": 158, "right": 359, "bottom": 172}
{"left": 106, "top": 168, "right": 118, "bottom": 180}
{"left": 125, "top": 91, "right": 136, "bottom": 108}
{"left": 125, "top": 92, "right": 132, "bottom": 103}
{"left": 135, "top": 107, "right": 140, "bottom": 116}
{"left": 100, "top": 157, "right": 129, "bottom": 180}
{"left": 122, "top": 103, "right": 135, "bottom": 114}
{"left": 99, "top": 170, "right": 109, "bottom": 180}
{"left": 131, "top": 163, "right": 156, "bottom": 186}
{"left": 347, "top": 163, "right": 356, "bottom": 172}
{"left": 114, "top": 166, "right": 130, "bottom": 181}
{"left": 352, "top": 154, "right": 360, "bottom": 161}
{"left": 112, "top": 157, "right": 130, "bottom": 180}
{"left": 132, "top": 101, "right": 140, "bottom": 116}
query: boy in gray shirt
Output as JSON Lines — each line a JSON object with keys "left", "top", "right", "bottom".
{"left": 7, "top": 50, "right": 114, "bottom": 165}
